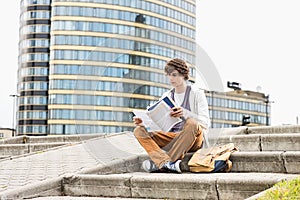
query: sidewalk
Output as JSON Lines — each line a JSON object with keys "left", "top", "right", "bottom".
{"left": 0, "top": 132, "right": 145, "bottom": 193}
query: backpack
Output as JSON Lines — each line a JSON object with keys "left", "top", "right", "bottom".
{"left": 188, "top": 143, "right": 238, "bottom": 173}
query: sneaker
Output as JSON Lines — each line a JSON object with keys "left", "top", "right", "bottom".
{"left": 142, "top": 159, "right": 160, "bottom": 173}
{"left": 162, "top": 160, "right": 182, "bottom": 173}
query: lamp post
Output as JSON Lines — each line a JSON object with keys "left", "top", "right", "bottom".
{"left": 9, "top": 94, "right": 19, "bottom": 137}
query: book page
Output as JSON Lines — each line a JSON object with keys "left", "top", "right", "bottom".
{"left": 133, "top": 96, "right": 182, "bottom": 132}
{"left": 147, "top": 101, "right": 182, "bottom": 132}
{"left": 132, "top": 109, "right": 161, "bottom": 131}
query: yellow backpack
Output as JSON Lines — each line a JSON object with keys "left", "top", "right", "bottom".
{"left": 188, "top": 143, "right": 238, "bottom": 173}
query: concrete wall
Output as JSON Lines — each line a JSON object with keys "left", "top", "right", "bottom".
{"left": 0, "top": 129, "right": 14, "bottom": 139}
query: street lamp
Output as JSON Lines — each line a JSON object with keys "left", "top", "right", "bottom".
{"left": 9, "top": 94, "right": 19, "bottom": 137}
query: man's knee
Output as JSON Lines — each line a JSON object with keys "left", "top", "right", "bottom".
{"left": 184, "top": 118, "right": 198, "bottom": 127}
{"left": 184, "top": 118, "right": 203, "bottom": 136}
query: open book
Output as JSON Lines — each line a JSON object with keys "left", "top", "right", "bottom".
{"left": 133, "top": 96, "right": 182, "bottom": 132}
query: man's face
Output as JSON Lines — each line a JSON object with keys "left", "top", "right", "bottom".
{"left": 166, "top": 70, "right": 185, "bottom": 87}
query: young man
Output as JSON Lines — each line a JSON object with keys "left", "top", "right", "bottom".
{"left": 133, "top": 58, "right": 210, "bottom": 173}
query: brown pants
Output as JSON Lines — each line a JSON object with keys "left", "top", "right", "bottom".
{"left": 133, "top": 118, "right": 203, "bottom": 168}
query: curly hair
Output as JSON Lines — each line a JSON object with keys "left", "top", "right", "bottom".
{"left": 164, "top": 58, "right": 189, "bottom": 80}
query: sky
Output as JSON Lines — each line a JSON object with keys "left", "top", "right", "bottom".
{"left": 0, "top": 1, "right": 300, "bottom": 129}
{"left": 197, "top": 0, "right": 300, "bottom": 126}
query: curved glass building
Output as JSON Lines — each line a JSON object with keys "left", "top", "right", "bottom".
{"left": 18, "top": 0, "right": 197, "bottom": 135}
{"left": 19, "top": 0, "right": 51, "bottom": 135}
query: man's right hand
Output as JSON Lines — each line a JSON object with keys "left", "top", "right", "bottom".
{"left": 133, "top": 116, "right": 143, "bottom": 126}
{"left": 170, "top": 107, "right": 183, "bottom": 118}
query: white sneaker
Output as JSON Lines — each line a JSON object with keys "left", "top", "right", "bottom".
{"left": 142, "top": 159, "right": 159, "bottom": 173}
{"left": 162, "top": 160, "right": 182, "bottom": 173}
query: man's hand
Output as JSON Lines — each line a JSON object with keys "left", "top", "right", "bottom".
{"left": 133, "top": 116, "right": 143, "bottom": 126}
{"left": 170, "top": 107, "right": 183, "bottom": 118}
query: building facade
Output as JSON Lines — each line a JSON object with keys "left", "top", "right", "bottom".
{"left": 18, "top": 0, "right": 197, "bottom": 135}
{"left": 0, "top": 128, "right": 15, "bottom": 139}
{"left": 206, "top": 88, "right": 271, "bottom": 128}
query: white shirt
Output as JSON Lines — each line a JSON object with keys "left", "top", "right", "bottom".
{"left": 174, "top": 92, "right": 185, "bottom": 105}
{"left": 160, "top": 84, "right": 211, "bottom": 129}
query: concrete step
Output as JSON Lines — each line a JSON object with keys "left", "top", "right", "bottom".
{"left": 0, "top": 133, "right": 118, "bottom": 158}
{"left": 63, "top": 173, "right": 294, "bottom": 200}
{"left": 29, "top": 197, "right": 153, "bottom": 200}
{"left": 214, "top": 133, "right": 300, "bottom": 151}
{"left": 167, "top": 151, "right": 300, "bottom": 174}
{"left": 0, "top": 134, "right": 107, "bottom": 145}
{"left": 1, "top": 173, "right": 298, "bottom": 200}
{"left": 0, "top": 142, "right": 70, "bottom": 157}
{"left": 84, "top": 149, "right": 300, "bottom": 175}
{"left": 246, "top": 125, "right": 300, "bottom": 134}
{"left": 230, "top": 151, "right": 300, "bottom": 173}
{"left": 24, "top": 134, "right": 105, "bottom": 143}
{"left": 207, "top": 126, "right": 300, "bottom": 141}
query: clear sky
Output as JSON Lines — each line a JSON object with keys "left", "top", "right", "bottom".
{"left": 197, "top": 0, "right": 300, "bottom": 126}
{"left": 0, "top": 1, "right": 20, "bottom": 128}
{"left": 1, "top": 1, "right": 300, "bottom": 129}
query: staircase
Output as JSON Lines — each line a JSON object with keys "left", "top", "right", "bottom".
{"left": 0, "top": 134, "right": 102, "bottom": 159}
{"left": 218, "top": 133, "right": 300, "bottom": 174}
{"left": 58, "top": 126, "right": 300, "bottom": 200}
{"left": 0, "top": 126, "right": 299, "bottom": 200}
